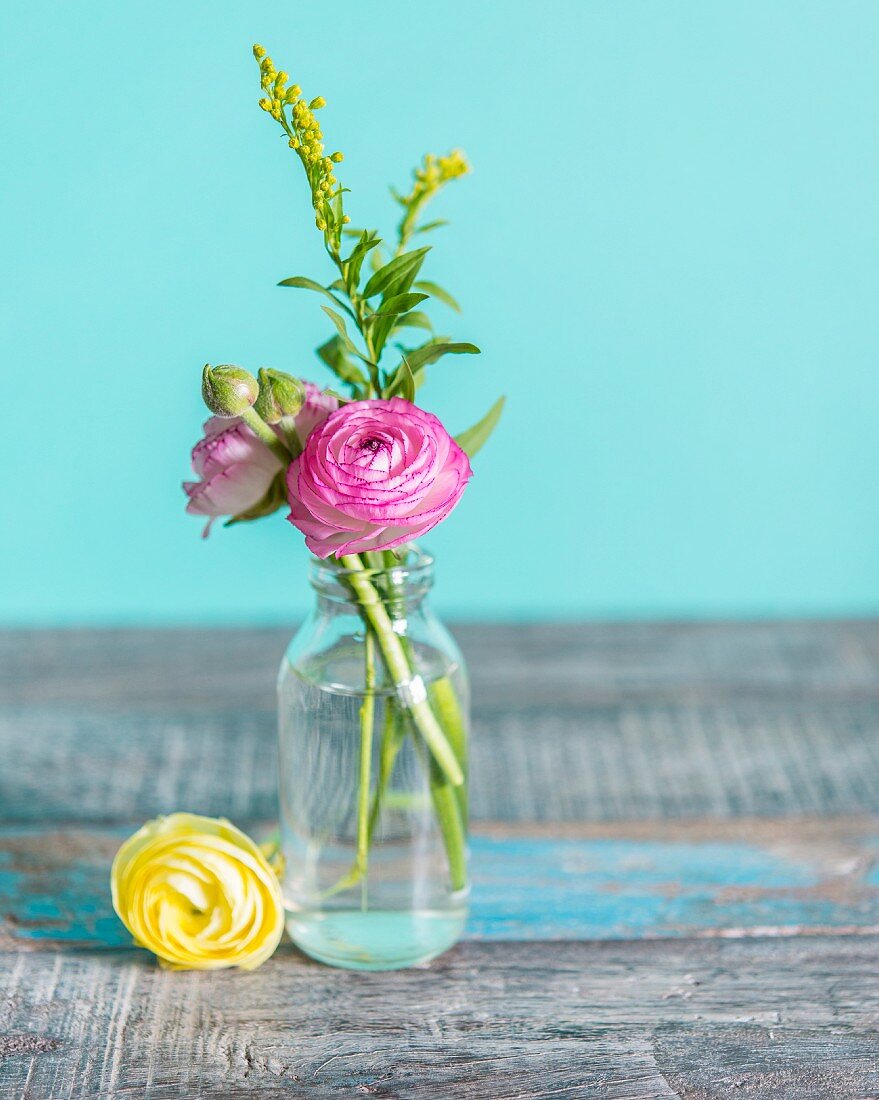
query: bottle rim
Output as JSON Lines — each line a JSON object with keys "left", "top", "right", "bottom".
{"left": 308, "top": 547, "right": 435, "bottom": 600}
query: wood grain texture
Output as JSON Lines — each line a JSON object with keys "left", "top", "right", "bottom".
{"left": 1, "top": 937, "right": 878, "bottom": 1099}
{"left": 2, "top": 818, "right": 879, "bottom": 952}
{"left": 2, "top": 623, "right": 879, "bottom": 824}
{"left": 3, "top": 624, "right": 879, "bottom": 1098}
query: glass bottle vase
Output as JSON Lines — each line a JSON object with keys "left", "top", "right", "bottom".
{"left": 277, "top": 550, "right": 469, "bottom": 970}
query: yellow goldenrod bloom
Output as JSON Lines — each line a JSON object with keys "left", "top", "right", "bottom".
{"left": 438, "top": 148, "right": 470, "bottom": 180}
{"left": 396, "top": 148, "right": 471, "bottom": 248}
{"left": 253, "top": 46, "right": 347, "bottom": 247}
{"left": 111, "top": 812, "right": 285, "bottom": 971}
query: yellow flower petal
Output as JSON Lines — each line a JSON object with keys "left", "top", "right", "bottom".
{"left": 111, "top": 813, "right": 285, "bottom": 971}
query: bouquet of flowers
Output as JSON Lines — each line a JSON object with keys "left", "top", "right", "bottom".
{"left": 112, "top": 44, "right": 502, "bottom": 972}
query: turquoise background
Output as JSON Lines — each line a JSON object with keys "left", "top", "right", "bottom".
{"left": 3, "top": 1, "right": 878, "bottom": 623}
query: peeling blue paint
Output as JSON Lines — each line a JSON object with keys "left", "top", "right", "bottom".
{"left": 468, "top": 836, "right": 851, "bottom": 940}
{"left": 1, "top": 829, "right": 876, "bottom": 948}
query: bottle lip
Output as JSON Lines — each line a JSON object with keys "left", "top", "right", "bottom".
{"left": 309, "top": 547, "right": 435, "bottom": 599}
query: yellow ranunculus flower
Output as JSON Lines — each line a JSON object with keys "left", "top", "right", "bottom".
{"left": 111, "top": 813, "right": 285, "bottom": 971}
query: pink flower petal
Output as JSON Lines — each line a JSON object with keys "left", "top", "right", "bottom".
{"left": 286, "top": 398, "right": 471, "bottom": 557}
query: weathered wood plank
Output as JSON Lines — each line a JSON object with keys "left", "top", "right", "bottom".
{"left": 3, "top": 626, "right": 879, "bottom": 1097}
{"left": 5, "top": 697, "right": 878, "bottom": 825}
{"left": 4, "top": 621, "right": 879, "bottom": 708}
{"left": 2, "top": 819, "right": 877, "bottom": 952}
{"left": 472, "top": 817, "right": 879, "bottom": 941}
{"left": 1, "top": 937, "right": 877, "bottom": 1098}
{"left": 2, "top": 624, "right": 879, "bottom": 825}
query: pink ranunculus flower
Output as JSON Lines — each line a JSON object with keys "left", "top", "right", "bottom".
{"left": 286, "top": 397, "right": 472, "bottom": 558}
{"left": 184, "top": 416, "right": 283, "bottom": 537}
{"left": 184, "top": 384, "right": 339, "bottom": 536}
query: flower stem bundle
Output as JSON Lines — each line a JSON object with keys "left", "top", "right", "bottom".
{"left": 179, "top": 43, "right": 507, "bottom": 931}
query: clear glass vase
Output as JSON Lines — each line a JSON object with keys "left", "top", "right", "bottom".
{"left": 277, "top": 549, "right": 469, "bottom": 970}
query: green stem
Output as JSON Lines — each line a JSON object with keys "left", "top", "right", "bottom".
{"left": 349, "top": 296, "right": 380, "bottom": 397}
{"left": 367, "top": 696, "right": 405, "bottom": 841}
{"left": 239, "top": 407, "right": 291, "bottom": 462}
{"left": 379, "top": 549, "right": 468, "bottom": 887}
{"left": 426, "top": 680, "right": 468, "bottom": 890}
{"left": 413, "top": 736, "right": 467, "bottom": 892}
{"left": 356, "top": 630, "right": 376, "bottom": 906}
{"left": 429, "top": 676, "right": 468, "bottom": 822}
{"left": 325, "top": 554, "right": 468, "bottom": 897}
{"left": 430, "top": 784, "right": 467, "bottom": 890}
{"left": 399, "top": 638, "right": 468, "bottom": 892}
{"left": 339, "top": 554, "right": 463, "bottom": 787}
{"left": 396, "top": 191, "right": 429, "bottom": 256}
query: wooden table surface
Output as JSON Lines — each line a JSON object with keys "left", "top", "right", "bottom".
{"left": 1, "top": 623, "right": 878, "bottom": 1099}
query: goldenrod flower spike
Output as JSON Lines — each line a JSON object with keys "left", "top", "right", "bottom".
{"left": 396, "top": 148, "right": 471, "bottom": 251}
{"left": 253, "top": 46, "right": 348, "bottom": 252}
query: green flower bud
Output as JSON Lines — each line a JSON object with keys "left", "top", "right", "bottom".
{"left": 201, "top": 364, "right": 259, "bottom": 417}
{"left": 253, "top": 368, "right": 305, "bottom": 423}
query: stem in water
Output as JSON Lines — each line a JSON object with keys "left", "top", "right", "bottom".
{"left": 356, "top": 629, "right": 376, "bottom": 908}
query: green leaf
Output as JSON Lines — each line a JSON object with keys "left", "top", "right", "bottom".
{"left": 454, "top": 396, "right": 505, "bottom": 458}
{"left": 397, "top": 356, "right": 416, "bottom": 403}
{"left": 415, "top": 219, "right": 448, "bottom": 234}
{"left": 369, "top": 246, "right": 386, "bottom": 274}
{"left": 278, "top": 275, "right": 330, "bottom": 293}
{"left": 374, "top": 291, "right": 429, "bottom": 317}
{"left": 278, "top": 276, "right": 355, "bottom": 318}
{"left": 393, "top": 310, "right": 433, "bottom": 332}
{"left": 321, "top": 305, "right": 373, "bottom": 366}
{"left": 370, "top": 292, "right": 431, "bottom": 357}
{"left": 404, "top": 340, "right": 480, "bottom": 375}
{"left": 362, "top": 246, "right": 430, "bottom": 300}
{"left": 414, "top": 280, "right": 461, "bottom": 313}
{"left": 344, "top": 231, "right": 382, "bottom": 296}
{"left": 316, "top": 336, "right": 368, "bottom": 395}
{"left": 344, "top": 229, "right": 379, "bottom": 258}
{"left": 385, "top": 340, "right": 480, "bottom": 397}
{"left": 321, "top": 304, "right": 352, "bottom": 341}
{"left": 321, "top": 386, "right": 353, "bottom": 404}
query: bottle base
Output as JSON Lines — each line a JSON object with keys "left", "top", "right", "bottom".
{"left": 287, "top": 908, "right": 467, "bottom": 971}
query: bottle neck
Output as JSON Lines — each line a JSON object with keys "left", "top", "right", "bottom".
{"left": 309, "top": 550, "right": 435, "bottom": 616}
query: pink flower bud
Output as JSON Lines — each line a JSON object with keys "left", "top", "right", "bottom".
{"left": 184, "top": 381, "right": 339, "bottom": 537}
